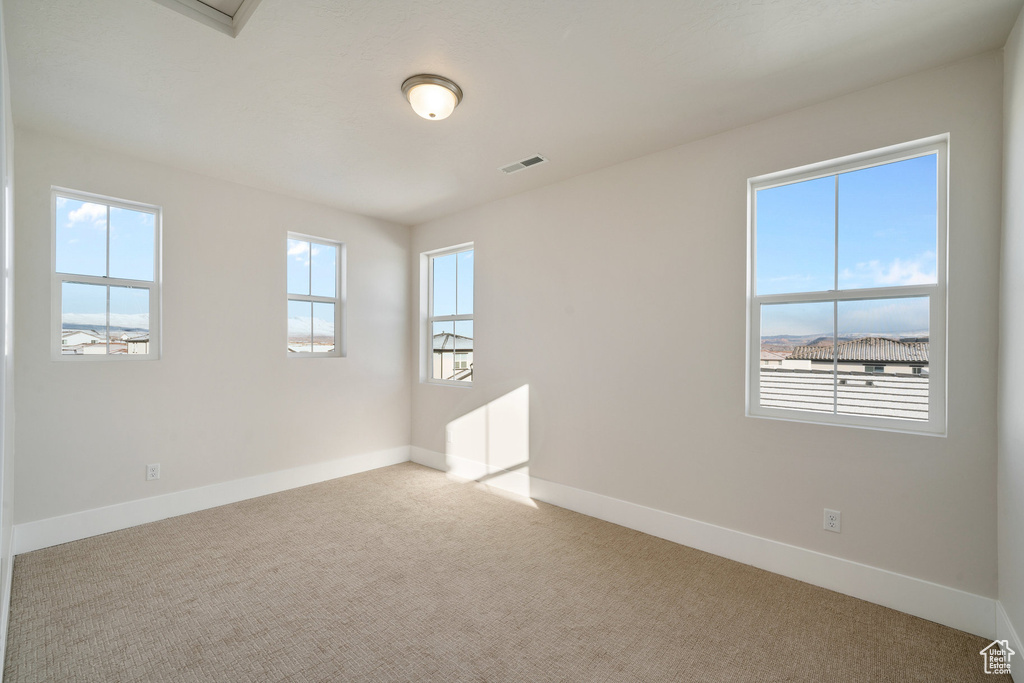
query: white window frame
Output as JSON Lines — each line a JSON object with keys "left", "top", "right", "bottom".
{"left": 746, "top": 136, "right": 948, "bottom": 435}
{"left": 422, "top": 242, "right": 473, "bottom": 387}
{"left": 286, "top": 232, "right": 346, "bottom": 358}
{"left": 51, "top": 187, "right": 161, "bottom": 362}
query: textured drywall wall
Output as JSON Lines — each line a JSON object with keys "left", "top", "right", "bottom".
{"left": 410, "top": 53, "right": 1003, "bottom": 597}
{"left": 999, "top": 5, "right": 1024, "bottom": 649}
{"left": 13, "top": 129, "right": 411, "bottom": 523}
{"left": 0, "top": 0, "right": 17, "bottom": 657}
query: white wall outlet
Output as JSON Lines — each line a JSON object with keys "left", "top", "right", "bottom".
{"left": 146, "top": 464, "right": 160, "bottom": 481}
{"left": 824, "top": 508, "right": 841, "bottom": 533}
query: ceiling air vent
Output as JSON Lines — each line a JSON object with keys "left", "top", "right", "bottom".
{"left": 499, "top": 155, "right": 548, "bottom": 175}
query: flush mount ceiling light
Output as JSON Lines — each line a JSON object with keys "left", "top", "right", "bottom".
{"left": 401, "top": 75, "right": 463, "bottom": 121}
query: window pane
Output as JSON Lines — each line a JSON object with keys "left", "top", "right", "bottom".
{"left": 312, "top": 302, "right": 335, "bottom": 353}
{"left": 287, "top": 239, "right": 310, "bottom": 296}
{"left": 755, "top": 176, "right": 835, "bottom": 295}
{"left": 838, "top": 155, "right": 937, "bottom": 289}
{"left": 109, "top": 286, "right": 149, "bottom": 355}
{"left": 760, "top": 302, "right": 834, "bottom": 414}
{"left": 55, "top": 197, "right": 107, "bottom": 277}
{"left": 457, "top": 249, "right": 473, "bottom": 315}
{"left": 836, "top": 297, "right": 929, "bottom": 421}
{"left": 432, "top": 321, "right": 454, "bottom": 380}
{"left": 453, "top": 320, "right": 473, "bottom": 382}
{"left": 288, "top": 300, "right": 313, "bottom": 353}
{"left": 432, "top": 253, "right": 456, "bottom": 316}
{"left": 310, "top": 243, "right": 337, "bottom": 298}
{"left": 109, "top": 207, "right": 155, "bottom": 281}
{"left": 62, "top": 282, "right": 107, "bottom": 355}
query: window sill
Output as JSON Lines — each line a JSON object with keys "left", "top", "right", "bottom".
{"left": 746, "top": 410, "right": 946, "bottom": 437}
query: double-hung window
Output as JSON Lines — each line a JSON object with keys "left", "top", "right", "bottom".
{"left": 748, "top": 137, "right": 947, "bottom": 434}
{"left": 52, "top": 188, "right": 160, "bottom": 360}
{"left": 287, "top": 234, "right": 345, "bottom": 356}
{"left": 425, "top": 244, "right": 473, "bottom": 384}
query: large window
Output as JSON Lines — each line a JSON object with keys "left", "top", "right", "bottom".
{"left": 426, "top": 244, "right": 473, "bottom": 384}
{"left": 748, "top": 137, "right": 946, "bottom": 434}
{"left": 52, "top": 188, "right": 160, "bottom": 360}
{"left": 287, "top": 234, "right": 345, "bottom": 356}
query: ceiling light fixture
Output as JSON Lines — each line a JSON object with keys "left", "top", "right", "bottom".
{"left": 401, "top": 74, "right": 463, "bottom": 121}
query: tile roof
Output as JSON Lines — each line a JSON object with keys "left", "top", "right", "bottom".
{"left": 788, "top": 337, "right": 928, "bottom": 364}
{"left": 432, "top": 333, "right": 473, "bottom": 352}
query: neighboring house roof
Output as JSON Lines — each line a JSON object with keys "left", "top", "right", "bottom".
{"left": 62, "top": 330, "right": 103, "bottom": 340}
{"left": 432, "top": 332, "right": 473, "bottom": 352}
{"left": 760, "top": 351, "right": 788, "bottom": 361}
{"left": 788, "top": 337, "right": 928, "bottom": 364}
{"left": 125, "top": 335, "right": 149, "bottom": 342}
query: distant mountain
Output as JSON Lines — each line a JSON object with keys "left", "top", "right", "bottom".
{"left": 62, "top": 323, "right": 148, "bottom": 337}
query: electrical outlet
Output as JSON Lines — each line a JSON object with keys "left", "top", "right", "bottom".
{"left": 824, "top": 508, "right": 841, "bottom": 533}
{"left": 146, "top": 464, "right": 160, "bottom": 481}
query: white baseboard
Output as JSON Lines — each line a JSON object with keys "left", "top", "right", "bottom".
{"left": 410, "top": 446, "right": 447, "bottom": 471}
{"left": 13, "top": 446, "right": 411, "bottom": 555}
{"left": 528, "top": 475, "right": 996, "bottom": 639}
{"left": 997, "top": 601, "right": 1023, "bottom": 665}
{"left": 410, "top": 447, "right": 530, "bottom": 498}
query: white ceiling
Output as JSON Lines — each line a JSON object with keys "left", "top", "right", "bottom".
{"left": 6, "top": 0, "right": 1022, "bottom": 226}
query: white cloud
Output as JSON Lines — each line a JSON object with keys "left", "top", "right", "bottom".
{"left": 67, "top": 202, "right": 107, "bottom": 229}
{"left": 287, "top": 241, "right": 309, "bottom": 256}
{"left": 765, "top": 274, "right": 815, "bottom": 284}
{"left": 841, "top": 251, "right": 936, "bottom": 288}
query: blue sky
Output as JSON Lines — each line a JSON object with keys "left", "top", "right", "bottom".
{"left": 761, "top": 297, "right": 929, "bottom": 338}
{"left": 757, "top": 154, "right": 936, "bottom": 338}
{"left": 56, "top": 197, "right": 154, "bottom": 332}
{"left": 432, "top": 249, "right": 474, "bottom": 319}
{"left": 431, "top": 249, "right": 474, "bottom": 344}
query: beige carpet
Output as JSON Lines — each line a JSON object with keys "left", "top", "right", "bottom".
{"left": 3, "top": 462, "right": 1011, "bottom": 682}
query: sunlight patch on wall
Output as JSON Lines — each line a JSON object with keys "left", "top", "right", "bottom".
{"left": 445, "top": 385, "right": 531, "bottom": 502}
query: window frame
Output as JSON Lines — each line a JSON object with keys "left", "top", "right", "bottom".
{"left": 746, "top": 136, "right": 948, "bottom": 435}
{"left": 51, "top": 187, "right": 161, "bottom": 362}
{"left": 423, "top": 242, "right": 474, "bottom": 387}
{"left": 286, "top": 232, "right": 346, "bottom": 358}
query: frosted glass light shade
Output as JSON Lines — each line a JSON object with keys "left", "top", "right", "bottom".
{"left": 402, "top": 75, "right": 463, "bottom": 121}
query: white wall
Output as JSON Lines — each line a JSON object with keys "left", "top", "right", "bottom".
{"left": 411, "top": 53, "right": 1003, "bottom": 597}
{"left": 999, "top": 5, "right": 1024, "bottom": 653}
{"left": 0, "top": 0, "right": 15, "bottom": 666}
{"left": 13, "top": 129, "right": 411, "bottom": 524}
